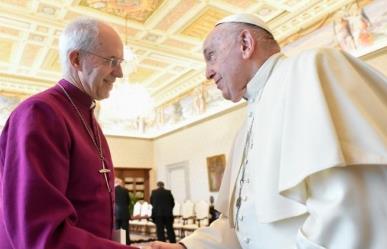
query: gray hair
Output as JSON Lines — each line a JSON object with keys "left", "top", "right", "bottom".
{"left": 59, "top": 18, "right": 101, "bottom": 75}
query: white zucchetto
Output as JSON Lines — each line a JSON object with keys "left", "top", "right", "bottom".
{"left": 216, "top": 13, "right": 273, "bottom": 35}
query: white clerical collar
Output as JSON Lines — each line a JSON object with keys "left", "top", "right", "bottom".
{"left": 90, "top": 101, "right": 96, "bottom": 110}
{"left": 244, "top": 53, "right": 283, "bottom": 102}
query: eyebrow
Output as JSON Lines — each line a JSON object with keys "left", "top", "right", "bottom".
{"left": 203, "top": 50, "right": 212, "bottom": 61}
{"left": 109, "top": 55, "right": 124, "bottom": 60}
{"left": 203, "top": 47, "right": 214, "bottom": 57}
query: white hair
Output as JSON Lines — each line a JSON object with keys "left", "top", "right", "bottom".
{"left": 59, "top": 18, "right": 101, "bottom": 75}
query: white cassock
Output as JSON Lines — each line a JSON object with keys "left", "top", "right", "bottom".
{"left": 180, "top": 48, "right": 387, "bottom": 249}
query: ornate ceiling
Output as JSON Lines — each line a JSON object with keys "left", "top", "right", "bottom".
{"left": 0, "top": 0, "right": 382, "bottom": 138}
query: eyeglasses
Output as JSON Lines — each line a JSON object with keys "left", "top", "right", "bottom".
{"left": 81, "top": 50, "right": 124, "bottom": 68}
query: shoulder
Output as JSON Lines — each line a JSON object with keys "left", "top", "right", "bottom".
{"left": 11, "top": 100, "right": 53, "bottom": 125}
{"left": 13, "top": 86, "right": 64, "bottom": 118}
{"left": 1, "top": 86, "right": 71, "bottom": 152}
{"left": 166, "top": 189, "right": 173, "bottom": 197}
{"left": 290, "top": 47, "right": 350, "bottom": 64}
{"left": 280, "top": 47, "right": 359, "bottom": 76}
{"left": 121, "top": 187, "right": 129, "bottom": 194}
{"left": 297, "top": 47, "right": 341, "bottom": 56}
{"left": 3, "top": 86, "right": 71, "bottom": 138}
{"left": 162, "top": 188, "right": 172, "bottom": 194}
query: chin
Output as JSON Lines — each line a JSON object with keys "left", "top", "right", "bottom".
{"left": 223, "top": 94, "right": 232, "bottom": 102}
{"left": 95, "top": 92, "right": 109, "bottom": 100}
{"left": 101, "top": 93, "right": 110, "bottom": 100}
{"left": 229, "top": 95, "right": 242, "bottom": 103}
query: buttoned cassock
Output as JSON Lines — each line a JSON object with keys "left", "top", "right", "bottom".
{"left": 181, "top": 48, "right": 387, "bottom": 249}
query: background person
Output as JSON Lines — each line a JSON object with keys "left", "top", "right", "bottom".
{"left": 150, "top": 181, "right": 176, "bottom": 243}
{"left": 115, "top": 178, "right": 132, "bottom": 245}
{"left": 208, "top": 196, "right": 220, "bottom": 225}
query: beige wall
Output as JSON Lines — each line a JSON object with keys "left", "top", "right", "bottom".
{"left": 153, "top": 106, "right": 246, "bottom": 202}
{"left": 106, "top": 136, "right": 153, "bottom": 168}
{"left": 105, "top": 105, "right": 245, "bottom": 201}
{"left": 106, "top": 106, "right": 246, "bottom": 201}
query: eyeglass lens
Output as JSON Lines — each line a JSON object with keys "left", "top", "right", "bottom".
{"left": 110, "top": 58, "right": 123, "bottom": 67}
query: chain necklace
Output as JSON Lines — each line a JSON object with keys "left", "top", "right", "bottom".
{"left": 58, "top": 83, "right": 111, "bottom": 192}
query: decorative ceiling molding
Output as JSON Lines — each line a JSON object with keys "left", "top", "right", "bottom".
{"left": 0, "top": 0, "right": 385, "bottom": 138}
{"left": 79, "top": 0, "right": 165, "bottom": 23}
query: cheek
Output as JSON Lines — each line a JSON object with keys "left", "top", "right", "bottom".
{"left": 225, "top": 67, "right": 238, "bottom": 85}
{"left": 92, "top": 69, "right": 109, "bottom": 83}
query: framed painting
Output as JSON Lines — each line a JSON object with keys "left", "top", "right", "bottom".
{"left": 206, "top": 154, "right": 226, "bottom": 192}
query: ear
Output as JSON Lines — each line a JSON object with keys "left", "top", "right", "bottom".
{"left": 68, "top": 50, "right": 81, "bottom": 69}
{"left": 239, "top": 30, "right": 255, "bottom": 59}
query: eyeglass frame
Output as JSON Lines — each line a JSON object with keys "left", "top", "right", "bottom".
{"left": 80, "top": 50, "right": 125, "bottom": 68}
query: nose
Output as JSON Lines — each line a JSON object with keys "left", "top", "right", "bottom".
{"left": 113, "top": 64, "right": 123, "bottom": 78}
{"left": 205, "top": 65, "right": 215, "bottom": 80}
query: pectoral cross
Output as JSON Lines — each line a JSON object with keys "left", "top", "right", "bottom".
{"left": 99, "top": 160, "right": 111, "bottom": 192}
{"left": 58, "top": 83, "right": 113, "bottom": 194}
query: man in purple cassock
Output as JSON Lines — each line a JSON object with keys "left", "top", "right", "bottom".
{"left": 0, "top": 17, "right": 138, "bottom": 249}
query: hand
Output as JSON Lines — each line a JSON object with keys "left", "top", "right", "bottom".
{"left": 149, "top": 241, "right": 185, "bottom": 249}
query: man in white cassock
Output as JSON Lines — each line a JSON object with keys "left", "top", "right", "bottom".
{"left": 150, "top": 13, "right": 387, "bottom": 249}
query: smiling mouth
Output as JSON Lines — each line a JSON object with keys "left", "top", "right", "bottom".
{"left": 215, "top": 79, "right": 222, "bottom": 89}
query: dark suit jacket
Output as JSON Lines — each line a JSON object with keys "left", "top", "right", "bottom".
{"left": 115, "top": 185, "right": 130, "bottom": 220}
{"left": 150, "top": 187, "right": 175, "bottom": 217}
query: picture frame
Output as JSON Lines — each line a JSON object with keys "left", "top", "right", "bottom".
{"left": 206, "top": 154, "right": 226, "bottom": 192}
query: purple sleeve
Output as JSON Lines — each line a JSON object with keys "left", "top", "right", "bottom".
{"left": 0, "top": 101, "right": 135, "bottom": 249}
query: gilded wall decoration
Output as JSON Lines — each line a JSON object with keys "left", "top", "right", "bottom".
{"left": 206, "top": 154, "right": 226, "bottom": 192}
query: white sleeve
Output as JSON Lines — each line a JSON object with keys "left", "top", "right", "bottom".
{"left": 180, "top": 216, "right": 242, "bottom": 249}
{"left": 297, "top": 165, "right": 387, "bottom": 249}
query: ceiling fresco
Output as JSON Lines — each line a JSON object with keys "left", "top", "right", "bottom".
{"left": 0, "top": 0, "right": 386, "bottom": 138}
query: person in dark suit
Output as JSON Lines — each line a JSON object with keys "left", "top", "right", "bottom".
{"left": 114, "top": 178, "right": 131, "bottom": 245}
{"left": 208, "top": 195, "right": 220, "bottom": 225}
{"left": 150, "top": 181, "right": 176, "bottom": 243}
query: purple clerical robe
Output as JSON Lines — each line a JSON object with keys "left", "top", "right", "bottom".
{"left": 0, "top": 79, "right": 135, "bottom": 248}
